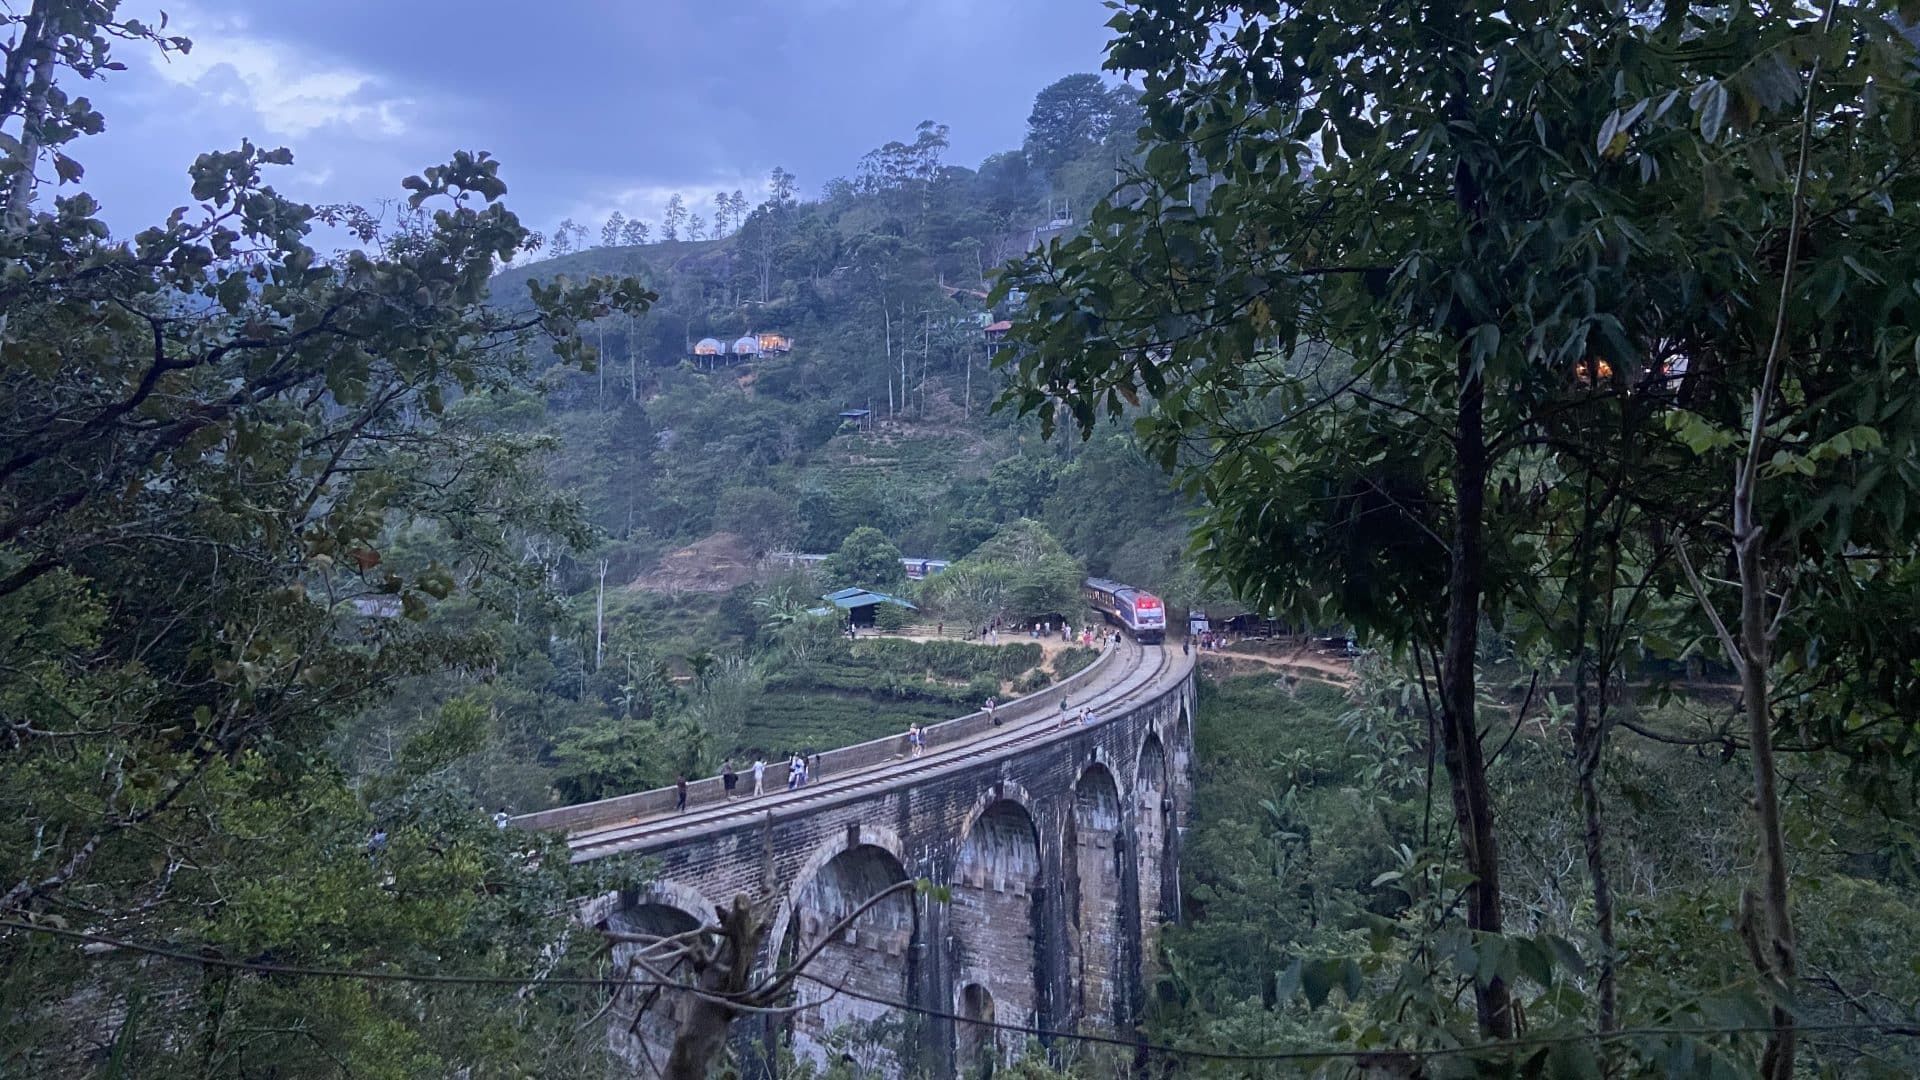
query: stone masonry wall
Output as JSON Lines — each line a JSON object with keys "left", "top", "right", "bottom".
{"left": 578, "top": 657, "right": 1196, "bottom": 1077}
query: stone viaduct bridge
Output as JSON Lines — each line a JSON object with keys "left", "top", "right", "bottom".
{"left": 514, "top": 639, "right": 1196, "bottom": 1077}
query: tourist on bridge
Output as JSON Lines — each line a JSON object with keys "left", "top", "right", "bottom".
{"left": 985, "top": 696, "right": 999, "bottom": 727}
{"left": 908, "top": 723, "right": 924, "bottom": 757}
{"left": 675, "top": 775, "right": 688, "bottom": 814}
{"left": 751, "top": 758, "right": 767, "bottom": 796}
{"left": 787, "top": 754, "right": 802, "bottom": 791}
{"left": 1058, "top": 696, "right": 1072, "bottom": 727}
{"left": 722, "top": 761, "right": 738, "bottom": 800}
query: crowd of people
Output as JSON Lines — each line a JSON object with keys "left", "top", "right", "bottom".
{"left": 675, "top": 752, "right": 820, "bottom": 813}
{"left": 973, "top": 618, "right": 1122, "bottom": 650}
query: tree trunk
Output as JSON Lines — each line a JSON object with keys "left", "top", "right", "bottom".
{"left": 627, "top": 313, "right": 639, "bottom": 402}
{"left": 1439, "top": 351, "right": 1511, "bottom": 1039}
{"left": 883, "top": 303, "right": 895, "bottom": 418}
{"left": 594, "top": 558, "right": 608, "bottom": 672}
{"left": 1, "top": 3, "right": 54, "bottom": 230}
{"left": 1569, "top": 474, "right": 1617, "bottom": 1031}
{"left": 965, "top": 343, "right": 973, "bottom": 419}
{"left": 662, "top": 900, "right": 767, "bottom": 1080}
{"left": 1736, "top": 459, "right": 1796, "bottom": 1080}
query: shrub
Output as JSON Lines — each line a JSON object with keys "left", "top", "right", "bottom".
{"left": 874, "top": 602, "right": 910, "bottom": 633}
{"left": 1054, "top": 647, "right": 1098, "bottom": 678}
{"left": 1015, "top": 669, "right": 1053, "bottom": 694}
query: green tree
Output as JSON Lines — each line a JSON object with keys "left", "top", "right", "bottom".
{"left": 999, "top": 0, "right": 1920, "bottom": 1064}
{"left": 924, "top": 519, "right": 1082, "bottom": 628}
{"left": 0, "top": 6, "right": 651, "bottom": 1070}
{"left": 550, "top": 214, "right": 577, "bottom": 255}
{"left": 768, "top": 165, "right": 798, "bottom": 204}
{"left": 1023, "top": 73, "right": 1121, "bottom": 175}
{"left": 823, "top": 526, "right": 905, "bottom": 591}
{"left": 662, "top": 192, "right": 686, "bottom": 241}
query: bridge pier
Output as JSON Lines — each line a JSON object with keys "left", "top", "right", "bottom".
{"left": 917, "top": 888, "right": 953, "bottom": 1077}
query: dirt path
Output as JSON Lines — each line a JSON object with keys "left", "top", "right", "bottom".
{"left": 1196, "top": 645, "right": 1356, "bottom": 688}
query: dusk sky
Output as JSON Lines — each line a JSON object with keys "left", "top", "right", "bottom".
{"left": 76, "top": 0, "right": 1117, "bottom": 242}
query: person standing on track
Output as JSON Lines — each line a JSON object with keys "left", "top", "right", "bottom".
{"left": 1058, "top": 696, "right": 1072, "bottom": 728}
{"left": 722, "top": 761, "right": 738, "bottom": 800}
{"left": 675, "top": 775, "right": 688, "bottom": 813}
{"left": 752, "top": 757, "right": 766, "bottom": 796}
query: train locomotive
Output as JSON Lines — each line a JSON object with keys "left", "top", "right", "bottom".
{"left": 1085, "top": 577, "right": 1167, "bottom": 644}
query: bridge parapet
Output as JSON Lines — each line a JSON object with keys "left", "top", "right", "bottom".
{"left": 512, "top": 643, "right": 1124, "bottom": 836}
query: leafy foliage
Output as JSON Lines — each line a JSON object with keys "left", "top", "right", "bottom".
{"left": 824, "top": 525, "right": 907, "bottom": 591}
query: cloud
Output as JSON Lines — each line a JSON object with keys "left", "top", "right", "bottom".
{"left": 145, "top": 5, "right": 412, "bottom": 138}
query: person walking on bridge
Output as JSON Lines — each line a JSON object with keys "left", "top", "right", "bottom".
{"left": 751, "top": 758, "right": 766, "bottom": 796}
{"left": 1058, "top": 696, "right": 1072, "bottom": 728}
{"left": 674, "top": 775, "right": 688, "bottom": 814}
{"left": 985, "top": 696, "right": 999, "bottom": 727}
{"left": 722, "top": 761, "right": 738, "bottom": 800}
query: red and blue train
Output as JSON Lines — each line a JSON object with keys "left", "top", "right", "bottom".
{"left": 1085, "top": 577, "right": 1167, "bottom": 644}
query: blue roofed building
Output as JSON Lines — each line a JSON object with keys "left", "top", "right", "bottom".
{"left": 821, "top": 587, "right": 918, "bottom": 629}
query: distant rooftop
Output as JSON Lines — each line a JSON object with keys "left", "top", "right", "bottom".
{"left": 821, "top": 588, "right": 918, "bottom": 611}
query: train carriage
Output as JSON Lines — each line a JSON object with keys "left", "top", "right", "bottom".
{"left": 1084, "top": 577, "right": 1166, "bottom": 644}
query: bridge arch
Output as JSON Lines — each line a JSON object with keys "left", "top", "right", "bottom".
{"left": 950, "top": 797, "right": 1045, "bottom": 1066}
{"left": 954, "top": 780, "right": 1039, "bottom": 854}
{"left": 778, "top": 832, "right": 918, "bottom": 1072}
{"left": 1066, "top": 762, "right": 1127, "bottom": 1030}
{"left": 763, "top": 824, "right": 909, "bottom": 975}
{"left": 955, "top": 982, "right": 996, "bottom": 1077}
{"left": 603, "top": 881, "right": 716, "bottom": 1071}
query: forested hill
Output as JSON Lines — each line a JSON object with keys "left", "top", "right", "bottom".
{"left": 468, "top": 74, "right": 1213, "bottom": 595}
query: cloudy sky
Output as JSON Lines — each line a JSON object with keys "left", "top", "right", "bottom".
{"left": 72, "top": 0, "right": 1116, "bottom": 241}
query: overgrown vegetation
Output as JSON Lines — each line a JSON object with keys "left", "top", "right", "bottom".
{"left": 7, "top": 0, "right": 1919, "bottom": 1076}
{"left": 1005, "top": 0, "right": 1920, "bottom": 1071}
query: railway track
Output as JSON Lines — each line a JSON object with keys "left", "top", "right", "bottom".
{"left": 564, "top": 641, "right": 1183, "bottom": 863}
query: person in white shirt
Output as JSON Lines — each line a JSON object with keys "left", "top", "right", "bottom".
{"left": 751, "top": 758, "right": 766, "bottom": 796}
